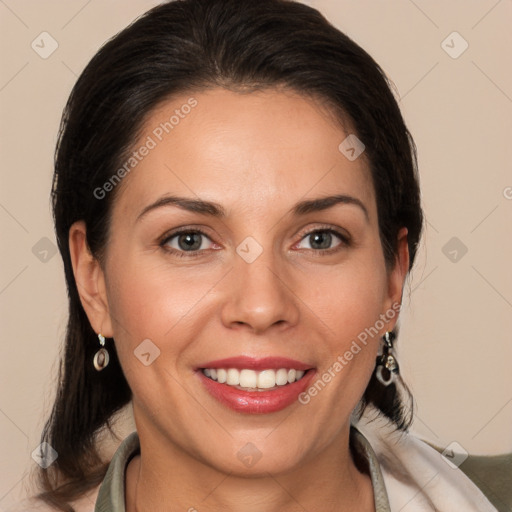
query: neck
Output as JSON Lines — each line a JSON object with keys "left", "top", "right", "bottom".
{"left": 125, "top": 427, "right": 375, "bottom": 512}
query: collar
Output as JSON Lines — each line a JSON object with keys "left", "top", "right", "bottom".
{"left": 94, "top": 426, "right": 390, "bottom": 511}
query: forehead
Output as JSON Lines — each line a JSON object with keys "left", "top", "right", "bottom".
{"left": 112, "top": 87, "right": 375, "bottom": 221}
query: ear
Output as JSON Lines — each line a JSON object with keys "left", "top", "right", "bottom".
{"left": 384, "top": 227, "right": 410, "bottom": 329}
{"left": 68, "top": 220, "right": 114, "bottom": 338}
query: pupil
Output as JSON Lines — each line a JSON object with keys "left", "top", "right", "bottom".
{"left": 311, "top": 232, "right": 331, "bottom": 250}
{"left": 178, "top": 233, "right": 201, "bottom": 251}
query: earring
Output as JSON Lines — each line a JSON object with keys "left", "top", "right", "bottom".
{"left": 375, "top": 331, "right": 399, "bottom": 386}
{"left": 93, "top": 333, "right": 110, "bottom": 371}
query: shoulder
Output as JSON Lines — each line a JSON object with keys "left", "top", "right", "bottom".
{"left": 354, "top": 407, "right": 503, "bottom": 512}
{"left": 4, "top": 485, "right": 101, "bottom": 512}
{"left": 427, "top": 442, "right": 512, "bottom": 512}
{"left": 5, "top": 432, "right": 140, "bottom": 512}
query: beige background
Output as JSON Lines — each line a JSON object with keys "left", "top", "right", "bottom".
{"left": 1, "top": 0, "right": 511, "bottom": 505}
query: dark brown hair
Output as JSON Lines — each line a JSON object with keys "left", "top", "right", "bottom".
{"left": 36, "top": 0, "right": 422, "bottom": 509}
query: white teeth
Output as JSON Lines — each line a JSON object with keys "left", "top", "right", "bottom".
{"left": 202, "top": 367, "right": 307, "bottom": 390}
{"left": 239, "top": 369, "right": 257, "bottom": 388}
{"left": 257, "top": 369, "right": 276, "bottom": 389}
{"left": 217, "top": 368, "right": 227, "bottom": 384}
{"left": 226, "top": 368, "right": 240, "bottom": 386}
{"left": 275, "top": 368, "right": 288, "bottom": 386}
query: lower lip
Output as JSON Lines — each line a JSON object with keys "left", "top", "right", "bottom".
{"left": 198, "top": 370, "right": 315, "bottom": 414}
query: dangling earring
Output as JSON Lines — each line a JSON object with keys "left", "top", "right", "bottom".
{"left": 375, "top": 331, "right": 399, "bottom": 386}
{"left": 93, "top": 333, "right": 110, "bottom": 371}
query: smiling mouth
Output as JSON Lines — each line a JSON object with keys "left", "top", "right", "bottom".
{"left": 201, "top": 367, "right": 308, "bottom": 391}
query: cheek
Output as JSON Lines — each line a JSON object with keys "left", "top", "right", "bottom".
{"left": 294, "top": 264, "right": 388, "bottom": 412}
{"left": 296, "top": 251, "right": 389, "bottom": 399}
{"left": 302, "top": 258, "right": 388, "bottom": 339}
{"left": 104, "top": 263, "right": 196, "bottom": 411}
{"left": 104, "top": 257, "right": 225, "bottom": 377}
{"left": 107, "top": 256, "right": 211, "bottom": 333}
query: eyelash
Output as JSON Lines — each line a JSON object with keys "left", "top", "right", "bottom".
{"left": 159, "top": 225, "right": 351, "bottom": 258}
{"left": 159, "top": 228, "right": 214, "bottom": 259}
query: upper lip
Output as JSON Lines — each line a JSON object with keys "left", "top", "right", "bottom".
{"left": 198, "top": 356, "right": 313, "bottom": 371}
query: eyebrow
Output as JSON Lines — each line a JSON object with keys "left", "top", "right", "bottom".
{"left": 137, "top": 196, "right": 226, "bottom": 221}
{"left": 136, "top": 193, "right": 369, "bottom": 222}
{"left": 292, "top": 194, "right": 369, "bottom": 220}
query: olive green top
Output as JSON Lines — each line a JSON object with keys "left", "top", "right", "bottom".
{"left": 94, "top": 427, "right": 391, "bottom": 511}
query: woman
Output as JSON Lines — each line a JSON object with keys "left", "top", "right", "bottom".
{"left": 22, "top": 0, "right": 498, "bottom": 510}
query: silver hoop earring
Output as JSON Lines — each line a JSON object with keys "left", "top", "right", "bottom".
{"left": 93, "top": 333, "right": 110, "bottom": 371}
{"left": 375, "top": 331, "right": 399, "bottom": 386}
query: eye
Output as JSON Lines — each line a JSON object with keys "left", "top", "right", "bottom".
{"left": 161, "top": 230, "right": 215, "bottom": 253}
{"left": 295, "top": 229, "right": 347, "bottom": 252}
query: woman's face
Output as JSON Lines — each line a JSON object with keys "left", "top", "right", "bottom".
{"left": 84, "top": 88, "right": 406, "bottom": 475}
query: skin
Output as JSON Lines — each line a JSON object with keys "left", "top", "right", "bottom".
{"left": 69, "top": 88, "right": 409, "bottom": 512}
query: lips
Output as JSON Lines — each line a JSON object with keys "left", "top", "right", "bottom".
{"left": 197, "top": 356, "right": 315, "bottom": 414}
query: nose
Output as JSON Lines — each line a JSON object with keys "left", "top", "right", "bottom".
{"left": 220, "top": 246, "right": 300, "bottom": 334}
